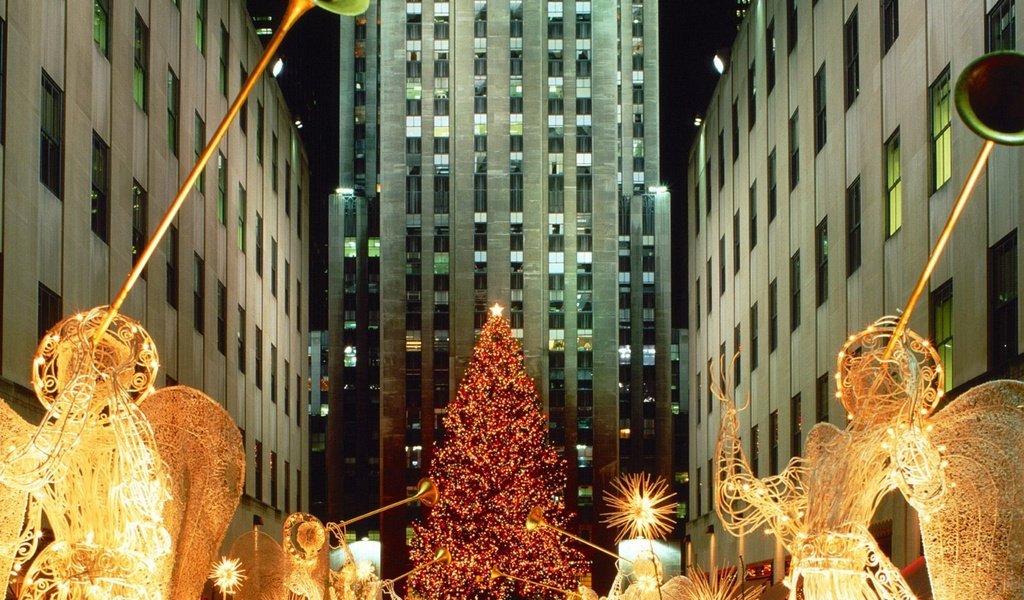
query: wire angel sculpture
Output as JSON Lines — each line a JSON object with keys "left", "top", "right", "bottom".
{"left": 0, "top": 307, "right": 244, "bottom": 599}
{"left": 714, "top": 316, "right": 1024, "bottom": 599}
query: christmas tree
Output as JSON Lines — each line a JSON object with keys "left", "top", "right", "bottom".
{"left": 409, "top": 305, "right": 588, "bottom": 599}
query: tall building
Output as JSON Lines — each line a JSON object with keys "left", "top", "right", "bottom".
{"left": 329, "top": 0, "right": 675, "bottom": 583}
{"left": 1, "top": 0, "right": 310, "bottom": 546}
{"left": 688, "top": 0, "right": 1021, "bottom": 588}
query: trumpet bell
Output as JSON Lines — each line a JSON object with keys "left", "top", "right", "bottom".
{"left": 433, "top": 547, "right": 452, "bottom": 566}
{"left": 313, "top": 0, "right": 369, "bottom": 16}
{"left": 955, "top": 51, "right": 1024, "bottom": 145}
{"left": 415, "top": 478, "right": 440, "bottom": 507}
{"left": 490, "top": 568, "right": 504, "bottom": 580}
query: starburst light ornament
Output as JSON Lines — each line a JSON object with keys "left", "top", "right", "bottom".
{"left": 210, "top": 556, "right": 248, "bottom": 597}
{"left": 602, "top": 473, "right": 677, "bottom": 543}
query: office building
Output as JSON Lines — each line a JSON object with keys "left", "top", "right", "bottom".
{"left": 330, "top": 0, "right": 675, "bottom": 584}
{"left": 2, "top": 0, "right": 310, "bottom": 545}
{"left": 688, "top": 0, "right": 1021, "bottom": 587}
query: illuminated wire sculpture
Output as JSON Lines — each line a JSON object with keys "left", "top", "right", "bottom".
{"left": 715, "top": 317, "right": 1024, "bottom": 599}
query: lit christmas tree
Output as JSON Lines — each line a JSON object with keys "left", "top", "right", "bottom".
{"left": 409, "top": 305, "right": 588, "bottom": 599}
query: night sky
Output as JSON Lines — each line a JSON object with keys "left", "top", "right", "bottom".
{"left": 246, "top": 0, "right": 739, "bottom": 330}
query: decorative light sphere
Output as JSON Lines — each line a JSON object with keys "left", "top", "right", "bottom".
{"left": 313, "top": 0, "right": 369, "bottom": 15}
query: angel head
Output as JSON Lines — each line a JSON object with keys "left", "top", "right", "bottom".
{"left": 836, "top": 316, "right": 943, "bottom": 427}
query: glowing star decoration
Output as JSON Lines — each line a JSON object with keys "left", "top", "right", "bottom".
{"left": 210, "top": 557, "right": 247, "bottom": 597}
{"left": 602, "top": 473, "right": 677, "bottom": 543}
{"left": 489, "top": 303, "right": 504, "bottom": 317}
{"left": 0, "top": 307, "right": 244, "bottom": 600}
{"left": 714, "top": 316, "right": 1024, "bottom": 599}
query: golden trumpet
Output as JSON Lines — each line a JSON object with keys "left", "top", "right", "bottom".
{"left": 525, "top": 506, "right": 631, "bottom": 564}
{"left": 490, "top": 568, "right": 581, "bottom": 598}
{"left": 332, "top": 478, "right": 438, "bottom": 530}
{"left": 391, "top": 547, "right": 452, "bottom": 584}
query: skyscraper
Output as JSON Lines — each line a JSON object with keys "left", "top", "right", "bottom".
{"left": 330, "top": 0, "right": 674, "bottom": 583}
{"left": 2, "top": 0, "right": 310, "bottom": 547}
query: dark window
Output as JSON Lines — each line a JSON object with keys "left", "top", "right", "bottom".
{"left": 749, "top": 181, "right": 757, "bottom": 249}
{"left": 256, "top": 213, "right": 264, "bottom": 276}
{"left": 734, "top": 324, "right": 742, "bottom": 386}
{"left": 271, "top": 345, "right": 278, "bottom": 404}
{"left": 844, "top": 9, "right": 859, "bottom": 108}
{"left": 718, "top": 131, "right": 725, "bottom": 189}
{"left": 750, "top": 302, "right": 759, "bottom": 371}
{"left": 238, "top": 184, "right": 247, "bottom": 251}
{"left": 38, "top": 283, "right": 62, "bottom": 341}
{"left": 239, "top": 66, "right": 248, "bottom": 133}
{"left": 987, "top": 0, "right": 1015, "bottom": 51}
{"left": 284, "top": 361, "right": 290, "bottom": 416}
{"left": 732, "top": 100, "right": 740, "bottom": 162}
{"left": 847, "top": 177, "right": 862, "bottom": 275}
{"left": 254, "top": 439, "right": 262, "bottom": 501}
{"left": 132, "top": 181, "right": 147, "bottom": 265}
{"left": 256, "top": 101, "right": 264, "bottom": 163}
{"left": 706, "top": 260, "right": 712, "bottom": 315}
{"left": 217, "top": 281, "right": 226, "bottom": 354}
{"left": 931, "top": 280, "right": 953, "bottom": 392}
{"left": 814, "top": 65, "right": 826, "bottom": 153}
{"left": 194, "top": 112, "right": 205, "bottom": 193}
{"left": 91, "top": 133, "right": 109, "bottom": 242}
{"left": 237, "top": 306, "right": 246, "bottom": 373}
{"left": 769, "top": 278, "right": 778, "bottom": 351}
{"left": 218, "top": 23, "right": 228, "bottom": 97}
{"left": 816, "top": 218, "right": 828, "bottom": 306}
{"left": 769, "top": 410, "right": 779, "bottom": 474}
{"left": 766, "top": 19, "right": 776, "bottom": 92}
{"left": 816, "top": 373, "right": 830, "bottom": 422}
{"left": 747, "top": 62, "right": 757, "bottom": 128}
{"left": 790, "top": 250, "right": 801, "bottom": 330}
{"left": 882, "top": 0, "right": 899, "bottom": 54}
{"left": 989, "top": 231, "right": 1018, "bottom": 368}
{"left": 133, "top": 13, "right": 148, "bottom": 111}
{"left": 705, "top": 158, "right": 712, "bottom": 215}
{"left": 789, "top": 110, "right": 799, "bottom": 190}
{"left": 719, "top": 236, "right": 726, "bottom": 295}
{"left": 285, "top": 261, "right": 291, "bottom": 315}
{"left": 768, "top": 148, "right": 777, "bottom": 221}
{"left": 733, "top": 211, "right": 741, "bottom": 274}
{"left": 94, "top": 0, "right": 110, "bottom": 56}
{"left": 271, "top": 133, "right": 279, "bottom": 192}
{"left": 696, "top": 278, "right": 701, "bottom": 330}
{"left": 787, "top": 0, "right": 798, "bottom": 53}
{"left": 217, "top": 153, "right": 227, "bottom": 224}
{"left": 193, "top": 253, "right": 204, "bottom": 334}
{"left": 167, "top": 69, "right": 179, "bottom": 156}
{"left": 255, "top": 327, "right": 263, "bottom": 388}
{"left": 930, "top": 66, "right": 952, "bottom": 193}
{"left": 166, "top": 226, "right": 178, "bottom": 308}
{"left": 40, "top": 71, "right": 63, "bottom": 197}
{"left": 791, "top": 394, "right": 802, "bottom": 455}
{"left": 271, "top": 238, "right": 278, "bottom": 296}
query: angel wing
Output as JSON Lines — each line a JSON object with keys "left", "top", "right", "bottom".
{"left": 0, "top": 401, "right": 35, "bottom": 593}
{"left": 918, "top": 379, "right": 1024, "bottom": 600}
{"left": 142, "top": 385, "right": 246, "bottom": 599}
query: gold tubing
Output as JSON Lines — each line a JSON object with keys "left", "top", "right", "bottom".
{"left": 490, "top": 569, "right": 580, "bottom": 597}
{"left": 95, "top": 0, "right": 318, "bottom": 343}
{"left": 883, "top": 139, "right": 995, "bottom": 359}
{"left": 332, "top": 478, "right": 437, "bottom": 529}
